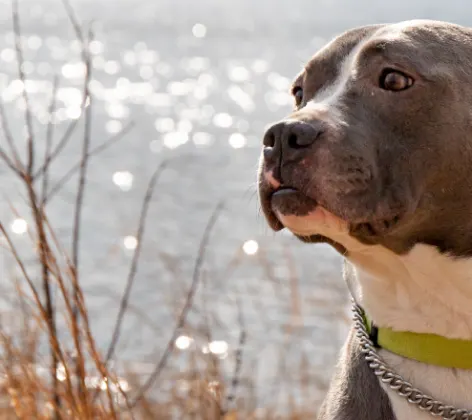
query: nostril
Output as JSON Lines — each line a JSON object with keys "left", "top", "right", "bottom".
{"left": 288, "top": 133, "right": 299, "bottom": 149}
{"left": 263, "top": 120, "right": 323, "bottom": 151}
{"left": 263, "top": 131, "right": 276, "bottom": 148}
{"left": 287, "top": 123, "right": 323, "bottom": 149}
{"left": 263, "top": 146, "right": 274, "bottom": 160}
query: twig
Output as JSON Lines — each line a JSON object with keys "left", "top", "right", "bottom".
{"left": 61, "top": 0, "right": 86, "bottom": 44}
{"left": 129, "top": 201, "right": 224, "bottom": 407}
{"left": 12, "top": 0, "right": 62, "bottom": 416}
{"left": 0, "top": 222, "right": 75, "bottom": 401}
{"left": 0, "top": 100, "right": 23, "bottom": 172}
{"left": 60, "top": 3, "right": 95, "bottom": 408}
{"left": 12, "top": 0, "right": 35, "bottom": 176}
{"left": 224, "top": 297, "right": 246, "bottom": 414}
{"left": 40, "top": 75, "right": 59, "bottom": 207}
{"left": 89, "top": 160, "right": 170, "bottom": 411}
{"left": 44, "top": 121, "right": 134, "bottom": 204}
{"left": 0, "top": 145, "right": 20, "bottom": 175}
{"left": 25, "top": 181, "right": 63, "bottom": 418}
{"left": 41, "top": 211, "right": 119, "bottom": 416}
{"left": 33, "top": 114, "right": 83, "bottom": 181}
{"left": 30, "top": 0, "right": 89, "bottom": 182}
{"left": 70, "top": 26, "right": 92, "bottom": 319}
{"left": 0, "top": 223, "right": 43, "bottom": 312}
{"left": 104, "top": 160, "right": 169, "bottom": 365}
{"left": 0, "top": 1, "right": 144, "bottom": 416}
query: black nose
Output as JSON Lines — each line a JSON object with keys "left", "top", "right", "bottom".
{"left": 263, "top": 120, "right": 323, "bottom": 158}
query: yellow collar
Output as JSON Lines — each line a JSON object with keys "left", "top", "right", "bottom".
{"left": 362, "top": 309, "right": 472, "bottom": 369}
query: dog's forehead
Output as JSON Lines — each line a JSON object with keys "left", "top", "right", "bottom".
{"left": 293, "top": 24, "right": 389, "bottom": 92}
{"left": 295, "top": 20, "right": 472, "bottom": 89}
{"left": 296, "top": 24, "right": 384, "bottom": 87}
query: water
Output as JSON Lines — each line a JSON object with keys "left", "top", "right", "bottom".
{"left": 0, "top": 0, "right": 470, "bottom": 410}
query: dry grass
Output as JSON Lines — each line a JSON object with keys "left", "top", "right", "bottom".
{"left": 0, "top": 1, "right": 349, "bottom": 418}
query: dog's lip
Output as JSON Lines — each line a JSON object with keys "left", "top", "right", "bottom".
{"left": 263, "top": 186, "right": 319, "bottom": 231}
{"left": 262, "top": 181, "right": 408, "bottom": 238}
{"left": 271, "top": 186, "right": 299, "bottom": 197}
{"left": 269, "top": 185, "right": 325, "bottom": 216}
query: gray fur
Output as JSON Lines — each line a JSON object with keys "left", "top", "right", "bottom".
{"left": 317, "top": 329, "right": 396, "bottom": 420}
{"left": 259, "top": 20, "right": 472, "bottom": 257}
{"left": 257, "top": 19, "right": 472, "bottom": 420}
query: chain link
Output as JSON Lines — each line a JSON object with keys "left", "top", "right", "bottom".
{"left": 352, "top": 304, "right": 472, "bottom": 420}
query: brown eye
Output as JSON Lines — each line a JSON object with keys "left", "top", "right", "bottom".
{"left": 292, "top": 86, "right": 304, "bottom": 105}
{"left": 379, "top": 69, "right": 414, "bottom": 91}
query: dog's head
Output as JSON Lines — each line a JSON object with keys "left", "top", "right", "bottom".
{"left": 258, "top": 20, "right": 472, "bottom": 257}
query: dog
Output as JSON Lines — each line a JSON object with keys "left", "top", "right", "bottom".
{"left": 257, "top": 20, "right": 472, "bottom": 420}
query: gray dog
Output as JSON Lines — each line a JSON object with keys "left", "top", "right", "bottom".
{"left": 258, "top": 20, "right": 472, "bottom": 420}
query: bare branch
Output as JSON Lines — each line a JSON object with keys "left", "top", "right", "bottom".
{"left": 11, "top": 0, "right": 64, "bottom": 415}
{"left": 104, "top": 160, "right": 169, "bottom": 363}
{"left": 25, "top": 180, "right": 63, "bottom": 417}
{"left": 44, "top": 121, "right": 134, "bottom": 204}
{"left": 60, "top": 2, "right": 96, "bottom": 409}
{"left": 0, "top": 144, "right": 21, "bottom": 175}
{"left": 224, "top": 297, "right": 246, "bottom": 414}
{"left": 0, "top": 100, "right": 23, "bottom": 172}
{"left": 0, "top": 221, "right": 74, "bottom": 400}
{"left": 61, "top": 0, "right": 86, "bottom": 44}
{"left": 12, "top": 0, "right": 35, "bottom": 176}
{"left": 130, "top": 201, "right": 224, "bottom": 406}
{"left": 33, "top": 0, "right": 90, "bottom": 182}
{"left": 34, "top": 116, "right": 81, "bottom": 181}
{"left": 0, "top": 222, "right": 42, "bottom": 310}
{"left": 71, "top": 26, "right": 93, "bottom": 313}
{"left": 40, "top": 75, "right": 59, "bottom": 207}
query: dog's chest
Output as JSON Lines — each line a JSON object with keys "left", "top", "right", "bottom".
{"left": 379, "top": 350, "right": 472, "bottom": 420}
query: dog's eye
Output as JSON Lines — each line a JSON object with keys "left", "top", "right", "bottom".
{"left": 292, "top": 86, "right": 304, "bottom": 105}
{"left": 379, "top": 69, "right": 414, "bottom": 91}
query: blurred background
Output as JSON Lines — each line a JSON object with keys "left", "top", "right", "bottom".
{"left": 0, "top": 0, "right": 469, "bottom": 417}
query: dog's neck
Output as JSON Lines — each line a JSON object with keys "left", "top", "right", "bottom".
{"left": 344, "top": 243, "right": 472, "bottom": 419}
{"left": 347, "top": 243, "right": 472, "bottom": 340}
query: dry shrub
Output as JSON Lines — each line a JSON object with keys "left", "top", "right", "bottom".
{"left": 0, "top": 1, "right": 348, "bottom": 418}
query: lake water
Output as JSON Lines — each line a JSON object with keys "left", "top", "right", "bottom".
{"left": 0, "top": 0, "right": 470, "bottom": 412}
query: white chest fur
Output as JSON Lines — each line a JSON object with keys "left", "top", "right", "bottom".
{"left": 379, "top": 351, "right": 472, "bottom": 420}
{"left": 348, "top": 244, "right": 472, "bottom": 419}
{"left": 275, "top": 204, "right": 472, "bottom": 418}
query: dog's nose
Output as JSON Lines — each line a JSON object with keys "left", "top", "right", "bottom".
{"left": 263, "top": 120, "right": 323, "bottom": 160}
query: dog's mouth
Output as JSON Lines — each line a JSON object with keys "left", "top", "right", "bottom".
{"left": 271, "top": 186, "right": 318, "bottom": 216}
{"left": 266, "top": 185, "right": 343, "bottom": 235}
{"left": 264, "top": 184, "right": 404, "bottom": 246}
{"left": 272, "top": 186, "right": 298, "bottom": 196}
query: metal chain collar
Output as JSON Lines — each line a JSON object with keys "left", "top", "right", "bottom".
{"left": 352, "top": 303, "right": 472, "bottom": 420}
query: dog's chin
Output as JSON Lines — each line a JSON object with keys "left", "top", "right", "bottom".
{"left": 264, "top": 185, "right": 409, "bottom": 255}
{"left": 269, "top": 189, "right": 351, "bottom": 249}
{"left": 268, "top": 188, "right": 406, "bottom": 254}
{"left": 277, "top": 208, "right": 352, "bottom": 254}
{"left": 275, "top": 206, "right": 349, "bottom": 238}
